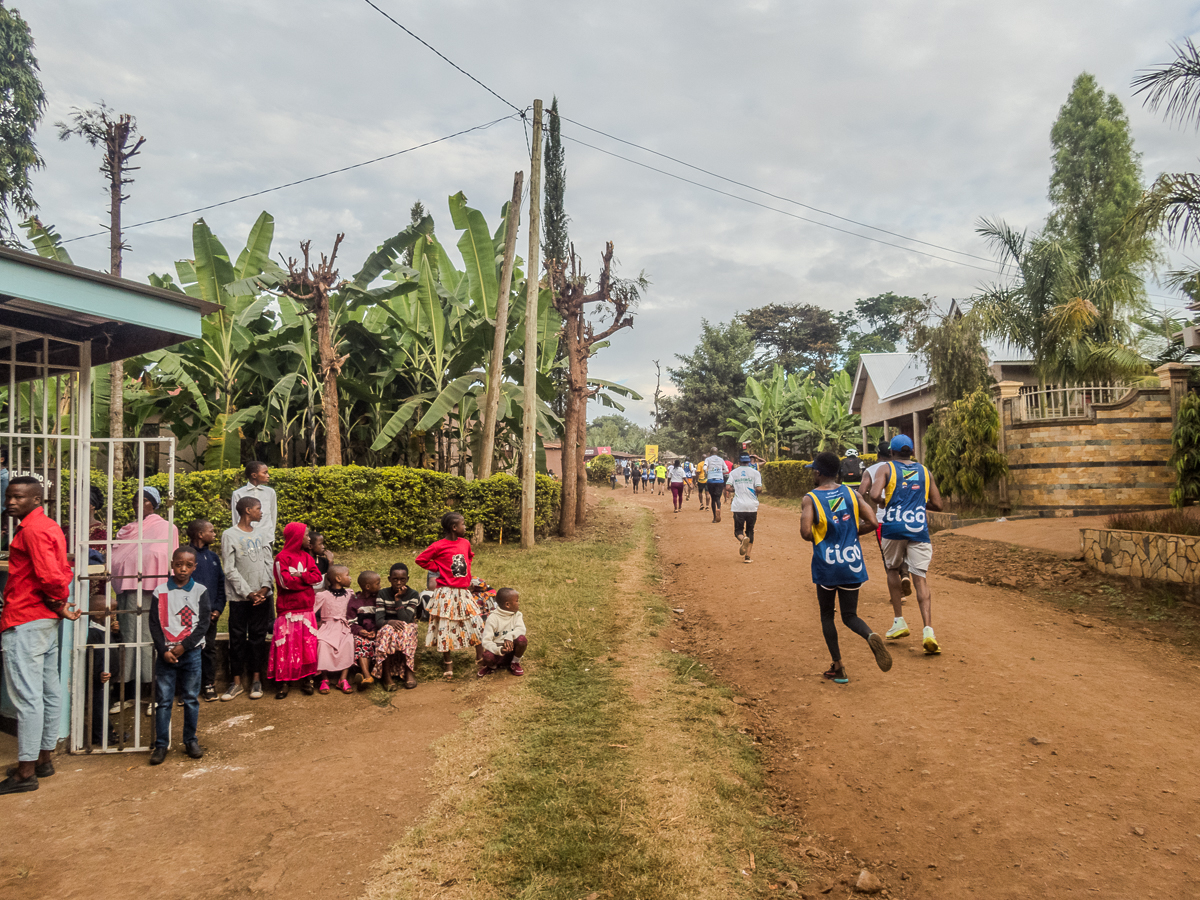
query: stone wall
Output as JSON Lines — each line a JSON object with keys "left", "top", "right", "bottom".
{"left": 1080, "top": 527, "right": 1200, "bottom": 584}
{"left": 993, "top": 365, "right": 1190, "bottom": 512}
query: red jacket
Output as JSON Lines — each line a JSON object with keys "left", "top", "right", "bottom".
{"left": 1, "top": 505, "right": 73, "bottom": 631}
{"left": 272, "top": 522, "right": 322, "bottom": 612}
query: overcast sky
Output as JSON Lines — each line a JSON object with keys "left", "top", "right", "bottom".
{"left": 18, "top": 0, "right": 1200, "bottom": 425}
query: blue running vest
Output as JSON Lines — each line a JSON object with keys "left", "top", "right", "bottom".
{"left": 879, "top": 460, "right": 931, "bottom": 543}
{"left": 807, "top": 484, "right": 868, "bottom": 586}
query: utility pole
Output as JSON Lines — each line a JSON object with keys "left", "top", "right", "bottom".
{"left": 520, "top": 100, "right": 543, "bottom": 550}
{"left": 475, "top": 170, "right": 523, "bottom": 545}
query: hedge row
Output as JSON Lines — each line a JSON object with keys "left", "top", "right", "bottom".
{"left": 761, "top": 454, "right": 878, "bottom": 499}
{"left": 91, "top": 465, "right": 561, "bottom": 550}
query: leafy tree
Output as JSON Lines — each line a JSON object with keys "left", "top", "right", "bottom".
{"left": 1170, "top": 393, "right": 1200, "bottom": 507}
{"left": 783, "top": 370, "right": 860, "bottom": 456}
{"left": 740, "top": 302, "right": 840, "bottom": 377}
{"left": 904, "top": 298, "right": 991, "bottom": 404}
{"left": 542, "top": 95, "right": 569, "bottom": 266}
{"left": 664, "top": 318, "right": 755, "bottom": 457}
{"left": 838, "top": 291, "right": 922, "bottom": 373}
{"left": 587, "top": 414, "right": 651, "bottom": 455}
{"left": 401, "top": 200, "right": 425, "bottom": 266}
{"left": 925, "top": 388, "right": 1008, "bottom": 504}
{"left": 720, "top": 365, "right": 791, "bottom": 460}
{"left": 0, "top": 2, "right": 46, "bottom": 243}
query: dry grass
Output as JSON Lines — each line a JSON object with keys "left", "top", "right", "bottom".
{"left": 1107, "top": 508, "right": 1200, "bottom": 537}
{"left": 359, "top": 498, "right": 803, "bottom": 899}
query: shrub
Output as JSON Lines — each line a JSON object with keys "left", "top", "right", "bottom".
{"left": 1107, "top": 509, "right": 1200, "bottom": 537}
{"left": 587, "top": 454, "right": 616, "bottom": 485}
{"left": 926, "top": 389, "right": 1007, "bottom": 503}
{"left": 761, "top": 461, "right": 815, "bottom": 498}
{"left": 1170, "top": 393, "right": 1200, "bottom": 507}
{"left": 91, "top": 465, "right": 561, "bottom": 550}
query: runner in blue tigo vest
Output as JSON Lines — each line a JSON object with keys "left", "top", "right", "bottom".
{"left": 869, "top": 434, "right": 944, "bottom": 655}
{"left": 801, "top": 451, "right": 892, "bottom": 684}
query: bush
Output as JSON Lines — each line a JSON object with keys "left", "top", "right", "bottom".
{"left": 91, "top": 465, "right": 561, "bottom": 550}
{"left": 926, "top": 389, "right": 1007, "bottom": 503}
{"left": 762, "top": 454, "right": 877, "bottom": 498}
{"left": 1170, "top": 393, "right": 1200, "bottom": 507}
{"left": 1107, "top": 509, "right": 1200, "bottom": 536}
{"left": 587, "top": 454, "right": 616, "bottom": 485}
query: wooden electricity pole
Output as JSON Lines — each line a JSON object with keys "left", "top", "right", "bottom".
{"left": 520, "top": 100, "right": 544, "bottom": 550}
{"left": 474, "top": 170, "right": 523, "bottom": 545}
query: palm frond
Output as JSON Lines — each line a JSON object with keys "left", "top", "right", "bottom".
{"left": 1132, "top": 39, "right": 1200, "bottom": 129}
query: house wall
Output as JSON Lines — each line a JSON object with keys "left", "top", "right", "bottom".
{"left": 997, "top": 384, "right": 1176, "bottom": 511}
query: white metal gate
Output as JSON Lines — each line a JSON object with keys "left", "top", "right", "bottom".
{"left": 69, "top": 436, "right": 175, "bottom": 753}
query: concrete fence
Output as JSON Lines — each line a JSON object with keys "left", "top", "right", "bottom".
{"left": 1080, "top": 527, "right": 1200, "bottom": 585}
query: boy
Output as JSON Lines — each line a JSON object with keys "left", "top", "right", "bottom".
{"left": 220, "top": 497, "right": 274, "bottom": 701}
{"left": 187, "top": 519, "right": 227, "bottom": 702}
{"left": 800, "top": 452, "right": 892, "bottom": 683}
{"left": 654, "top": 462, "right": 667, "bottom": 495}
{"left": 149, "top": 546, "right": 211, "bottom": 765}
{"left": 231, "top": 461, "right": 277, "bottom": 547}
{"left": 478, "top": 588, "right": 527, "bottom": 678}
{"left": 870, "top": 435, "right": 944, "bottom": 653}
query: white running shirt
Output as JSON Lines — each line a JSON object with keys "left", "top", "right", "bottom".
{"left": 727, "top": 465, "right": 763, "bottom": 512}
{"left": 704, "top": 454, "right": 726, "bottom": 482}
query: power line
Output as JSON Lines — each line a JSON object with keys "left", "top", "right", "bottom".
{"left": 558, "top": 131, "right": 1003, "bottom": 275}
{"left": 359, "top": 0, "right": 523, "bottom": 114}
{"left": 61, "top": 114, "right": 519, "bottom": 244}
{"left": 559, "top": 115, "right": 1000, "bottom": 268}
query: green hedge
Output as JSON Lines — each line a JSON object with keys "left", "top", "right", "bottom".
{"left": 761, "top": 454, "right": 878, "bottom": 499}
{"left": 91, "top": 465, "right": 561, "bottom": 550}
{"left": 587, "top": 453, "right": 616, "bottom": 484}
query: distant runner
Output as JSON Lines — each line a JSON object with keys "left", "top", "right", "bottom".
{"left": 655, "top": 463, "right": 667, "bottom": 496}
{"left": 725, "top": 454, "right": 763, "bottom": 563}
{"left": 697, "top": 458, "right": 709, "bottom": 511}
{"left": 703, "top": 446, "right": 727, "bottom": 523}
{"left": 800, "top": 452, "right": 892, "bottom": 683}
{"left": 667, "top": 460, "right": 687, "bottom": 512}
{"left": 839, "top": 447, "right": 864, "bottom": 489}
{"left": 870, "top": 435, "right": 944, "bottom": 654}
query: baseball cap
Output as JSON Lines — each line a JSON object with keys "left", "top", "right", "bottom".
{"left": 739, "top": 454, "right": 751, "bottom": 463}
{"left": 889, "top": 435, "right": 914, "bottom": 453}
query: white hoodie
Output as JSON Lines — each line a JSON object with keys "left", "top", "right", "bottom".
{"left": 482, "top": 607, "right": 527, "bottom": 655}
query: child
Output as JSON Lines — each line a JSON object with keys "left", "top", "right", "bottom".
{"left": 231, "top": 461, "right": 277, "bottom": 546}
{"left": 268, "top": 522, "right": 323, "bottom": 699}
{"left": 799, "top": 451, "right": 892, "bottom": 684}
{"left": 478, "top": 588, "right": 528, "bottom": 678}
{"left": 220, "top": 497, "right": 274, "bottom": 701}
{"left": 349, "top": 572, "right": 380, "bottom": 688}
{"left": 148, "top": 546, "right": 211, "bottom": 765}
{"left": 187, "top": 519, "right": 227, "bottom": 703}
{"left": 313, "top": 565, "right": 355, "bottom": 694}
{"left": 374, "top": 563, "right": 421, "bottom": 690}
{"left": 305, "top": 527, "right": 334, "bottom": 588}
{"left": 86, "top": 588, "right": 120, "bottom": 748}
{"left": 415, "top": 511, "right": 483, "bottom": 680}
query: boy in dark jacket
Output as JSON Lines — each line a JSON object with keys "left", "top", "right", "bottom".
{"left": 187, "top": 520, "right": 227, "bottom": 702}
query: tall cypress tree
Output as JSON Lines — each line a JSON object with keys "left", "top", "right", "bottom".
{"left": 542, "top": 96, "right": 569, "bottom": 265}
{"left": 0, "top": 2, "right": 47, "bottom": 244}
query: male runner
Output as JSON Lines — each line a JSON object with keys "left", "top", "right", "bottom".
{"left": 870, "top": 435, "right": 943, "bottom": 653}
{"left": 697, "top": 458, "right": 709, "bottom": 511}
{"left": 703, "top": 446, "right": 726, "bottom": 523}
{"left": 725, "top": 454, "right": 763, "bottom": 563}
{"left": 860, "top": 440, "right": 913, "bottom": 611}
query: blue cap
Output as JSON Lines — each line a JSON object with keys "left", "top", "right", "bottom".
{"left": 739, "top": 454, "right": 751, "bottom": 463}
{"left": 889, "top": 435, "right": 914, "bottom": 453}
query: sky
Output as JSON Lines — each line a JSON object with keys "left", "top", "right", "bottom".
{"left": 17, "top": 0, "right": 1200, "bottom": 426}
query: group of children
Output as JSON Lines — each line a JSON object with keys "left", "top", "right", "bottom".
{"left": 89, "top": 462, "right": 529, "bottom": 765}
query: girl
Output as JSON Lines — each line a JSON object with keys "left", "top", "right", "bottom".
{"left": 349, "top": 571, "right": 381, "bottom": 688}
{"left": 313, "top": 565, "right": 355, "bottom": 694}
{"left": 373, "top": 563, "right": 421, "bottom": 691}
{"left": 268, "top": 522, "right": 323, "bottom": 699}
{"left": 415, "top": 512, "right": 483, "bottom": 680}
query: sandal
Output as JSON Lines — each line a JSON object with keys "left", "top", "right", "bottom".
{"left": 317, "top": 679, "right": 330, "bottom": 695}
{"left": 339, "top": 679, "right": 353, "bottom": 694}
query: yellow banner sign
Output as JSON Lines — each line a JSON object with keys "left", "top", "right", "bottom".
{"left": 644, "top": 445, "right": 658, "bottom": 463}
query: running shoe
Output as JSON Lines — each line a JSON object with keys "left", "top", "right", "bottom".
{"left": 220, "top": 683, "right": 244, "bottom": 702}
{"left": 202, "top": 684, "right": 218, "bottom": 702}
{"left": 901, "top": 574, "right": 913, "bottom": 597}
{"left": 886, "top": 618, "right": 910, "bottom": 640}
{"left": 743, "top": 558, "right": 753, "bottom": 564}
{"left": 109, "top": 698, "right": 135, "bottom": 714}
{"left": 249, "top": 681, "right": 264, "bottom": 700}
{"left": 739, "top": 535, "right": 750, "bottom": 556}
{"left": 922, "top": 627, "right": 941, "bottom": 655}
{"left": 868, "top": 633, "right": 893, "bottom": 672}
{"left": 509, "top": 660, "right": 526, "bottom": 676}
{"left": 145, "top": 701, "right": 156, "bottom": 717}
{"left": 833, "top": 666, "right": 849, "bottom": 684}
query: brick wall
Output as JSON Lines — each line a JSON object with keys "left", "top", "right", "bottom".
{"left": 997, "top": 387, "right": 1175, "bottom": 511}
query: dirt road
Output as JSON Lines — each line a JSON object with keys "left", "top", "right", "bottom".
{"left": 637, "top": 486, "right": 1200, "bottom": 899}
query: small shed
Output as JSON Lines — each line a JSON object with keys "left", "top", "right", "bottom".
{"left": 0, "top": 245, "right": 218, "bottom": 752}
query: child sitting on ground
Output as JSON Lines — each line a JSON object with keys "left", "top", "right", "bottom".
{"left": 313, "top": 565, "right": 355, "bottom": 694}
{"left": 148, "top": 546, "right": 212, "bottom": 765}
{"left": 478, "top": 588, "right": 527, "bottom": 678}
{"left": 349, "top": 571, "right": 380, "bottom": 689}
{"left": 374, "top": 563, "right": 422, "bottom": 691}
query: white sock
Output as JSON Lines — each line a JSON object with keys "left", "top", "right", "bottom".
{"left": 923, "top": 626, "right": 935, "bottom": 638}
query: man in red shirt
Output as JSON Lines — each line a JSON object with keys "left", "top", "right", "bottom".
{"left": 1, "top": 476, "right": 79, "bottom": 794}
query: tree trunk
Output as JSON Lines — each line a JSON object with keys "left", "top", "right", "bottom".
{"left": 314, "top": 294, "right": 342, "bottom": 466}
{"left": 575, "top": 385, "right": 587, "bottom": 527}
{"left": 558, "top": 386, "right": 578, "bottom": 537}
{"left": 108, "top": 139, "right": 124, "bottom": 477}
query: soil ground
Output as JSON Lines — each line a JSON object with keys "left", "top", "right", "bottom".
{"left": 0, "top": 672, "right": 466, "bottom": 900}
{"left": 949, "top": 514, "right": 1109, "bottom": 557}
{"left": 638, "top": 484, "right": 1200, "bottom": 899}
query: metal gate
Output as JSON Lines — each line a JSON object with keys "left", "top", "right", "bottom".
{"left": 69, "top": 436, "right": 176, "bottom": 753}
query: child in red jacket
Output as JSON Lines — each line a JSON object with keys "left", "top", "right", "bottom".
{"left": 267, "top": 522, "right": 323, "bottom": 699}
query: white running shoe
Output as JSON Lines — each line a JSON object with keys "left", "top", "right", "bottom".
{"left": 108, "top": 699, "right": 135, "bottom": 715}
{"left": 922, "top": 626, "right": 941, "bottom": 655}
{"left": 739, "top": 536, "right": 750, "bottom": 556}
{"left": 886, "top": 617, "right": 910, "bottom": 640}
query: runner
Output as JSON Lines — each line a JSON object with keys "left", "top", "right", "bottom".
{"left": 800, "top": 452, "right": 892, "bottom": 683}
{"left": 839, "top": 447, "right": 864, "bottom": 490}
{"left": 696, "top": 457, "right": 709, "bottom": 511}
{"left": 870, "top": 435, "right": 944, "bottom": 654}
{"left": 667, "top": 460, "right": 687, "bottom": 512}
{"left": 725, "top": 453, "right": 763, "bottom": 563}
{"left": 703, "top": 446, "right": 726, "bottom": 523}
{"left": 682, "top": 460, "right": 694, "bottom": 501}
{"left": 654, "top": 462, "right": 667, "bottom": 496}
{"left": 859, "top": 440, "right": 914, "bottom": 612}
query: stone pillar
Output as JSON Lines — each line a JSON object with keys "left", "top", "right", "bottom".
{"left": 992, "top": 381, "right": 1022, "bottom": 513}
{"left": 861, "top": 423, "right": 868, "bottom": 454}
{"left": 1155, "top": 363, "right": 1192, "bottom": 424}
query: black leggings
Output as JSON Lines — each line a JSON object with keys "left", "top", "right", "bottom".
{"left": 708, "top": 482, "right": 725, "bottom": 508}
{"left": 733, "top": 511, "right": 757, "bottom": 542}
{"left": 816, "top": 584, "right": 872, "bottom": 662}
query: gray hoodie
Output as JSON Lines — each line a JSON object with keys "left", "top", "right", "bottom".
{"left": 221, "top": 525, "right": 274, "bottom": 603}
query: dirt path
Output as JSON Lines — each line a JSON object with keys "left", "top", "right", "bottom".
{"left": 632, "top": 486, "right": 1200, "bottom": 899}
{"left": 0, "top": 680, "right": 466, "bottom": 900}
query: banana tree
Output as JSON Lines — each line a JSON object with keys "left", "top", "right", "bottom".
{"left": 720, "top": 364, "right": 791, "bottom": 460}
{"left": 784, "top": 370, "right": 860, "bottom": 455}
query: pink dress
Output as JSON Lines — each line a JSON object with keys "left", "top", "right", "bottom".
{"left": 314, "top": 589, "right": 354, "bottom": 671}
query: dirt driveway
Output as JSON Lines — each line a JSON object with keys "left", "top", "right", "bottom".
{"left": 0, "top": 681, "right": 465, "bottom": 900}
{"left": 640, "top": 487, "right": 1200, "bottom": 899}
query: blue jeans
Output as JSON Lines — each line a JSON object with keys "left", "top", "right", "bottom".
{"left": 1, "top": 618, "right": 62, "bottom": 762}
{"left": 154, "top": 646, "right": 201, "bottom": 749}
